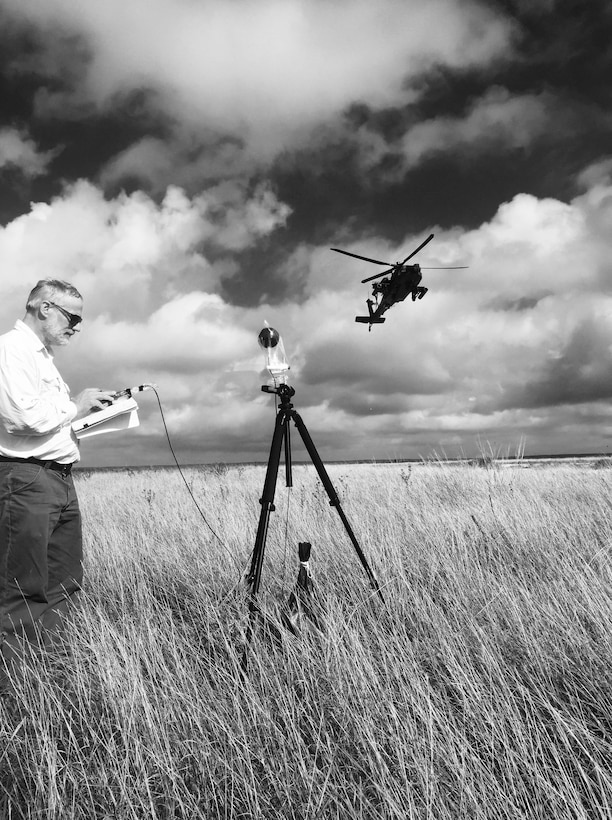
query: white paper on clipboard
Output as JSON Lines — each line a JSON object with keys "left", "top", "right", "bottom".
{"left": 72, "top": 396, "right": 140, "bottom": 440}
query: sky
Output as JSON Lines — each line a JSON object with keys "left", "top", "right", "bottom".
{"left": 1, "top": 0, "right": 612, "bottom": 468}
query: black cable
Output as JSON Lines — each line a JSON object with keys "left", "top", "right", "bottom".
{"left": 149, "top": 386, "right": 248, "bottom": 575}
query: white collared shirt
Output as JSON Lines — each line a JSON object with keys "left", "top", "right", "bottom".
{"left": 0, "top": 320, "right": 79, "bottom": 463}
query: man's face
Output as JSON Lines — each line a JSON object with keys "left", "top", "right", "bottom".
{"left": 42, "top": 295, "right": 83, "bottom": 348}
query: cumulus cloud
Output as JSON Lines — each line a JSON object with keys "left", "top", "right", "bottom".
{"left": 0, "top": 178, "right": 290, "bottom": 317}
{"left": 577, "top": 158, "right": 612, "bottom": 190}
{"left": 399, "top": 87, "right": 556, "bottom": 167}
{"left": 0, "top": 127, "right": 56, "bottom": 177}
{"left": 98, "top": 135, "right": 250, "bottom": 194}
{"left": 344, "top": 87, "right": 566, "bottom": 178}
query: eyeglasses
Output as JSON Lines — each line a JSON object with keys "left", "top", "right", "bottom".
{"left": 46, "top": 301, "right": 83, "bottom": 328}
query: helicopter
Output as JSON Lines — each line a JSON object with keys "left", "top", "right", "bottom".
{"left": 331, "top": 233, "right": 468, "bottom": 329}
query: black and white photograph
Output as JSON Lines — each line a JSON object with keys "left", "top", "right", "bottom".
{"left": 1, "top": 1, "right": 611, "bottom": 817}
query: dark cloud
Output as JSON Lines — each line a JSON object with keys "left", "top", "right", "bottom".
{"left": 485, "top": 294, "right": 549, "bottom": 311}
{"left": 327, "top": 391, "right": 414, "bottom": 418}
{"left": 298, "top": 339, "right": 451, "bottom": 418}
{"left": 484, "top": 0, "right": 612, "bottom": 106}
{"left": 495, "top": 318, "right": 612, "bottom": 410}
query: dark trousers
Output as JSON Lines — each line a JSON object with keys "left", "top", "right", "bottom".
{"left": 0, "top": 461, "right": 82, "bottom": 670}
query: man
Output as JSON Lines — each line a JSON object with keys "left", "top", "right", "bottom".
{"left": 0, "top": 279, "right": 113, "bottom": 675}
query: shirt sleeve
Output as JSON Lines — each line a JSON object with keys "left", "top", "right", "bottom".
{"left": 0, "top": 341, "right": 77, "bottom": 436}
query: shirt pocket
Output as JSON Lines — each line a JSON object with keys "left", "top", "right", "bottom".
{"left": 40, "top": 373, "right": 63, "bottom": 398}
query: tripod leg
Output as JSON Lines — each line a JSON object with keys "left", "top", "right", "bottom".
{"left": 290, "top": 410, "right": 385, "bottom": 603}
{"left": 247, "top": 408, "right": 289, "bottom": 597}
{"left": 284, "top": 415, "right": 293, "bottom": 488}
{"left": 242, "top": 408, "right": 290, "bottom": 674}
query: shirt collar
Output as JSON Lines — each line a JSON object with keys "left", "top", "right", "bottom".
{"left": 14, "top": 319, "right": 51, "bottom": 356}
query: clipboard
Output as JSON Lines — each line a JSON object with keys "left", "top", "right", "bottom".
{"left": 72, "top": 396, "right": 140, "bottom": 440}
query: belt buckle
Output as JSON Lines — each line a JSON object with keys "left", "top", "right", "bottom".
{"left": 51, "top": 461, "right": 72, "bottom": 476}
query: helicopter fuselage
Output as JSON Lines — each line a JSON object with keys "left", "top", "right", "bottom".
{"left": 356, "top": 264, "right": 428, "bottom": 328}
{"left": 372, "top": 265, "right": 427, "bottom": 316}
{"left": 372, "top": 264, "right": 423, "bottom": 306}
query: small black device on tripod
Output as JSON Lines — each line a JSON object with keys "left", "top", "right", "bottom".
{"left": 242, "top": 327, "right": 384, "bottom": 670}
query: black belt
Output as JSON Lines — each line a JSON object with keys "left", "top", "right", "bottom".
{"left": 0, "top": 455, "right": 74, "bottom": 476}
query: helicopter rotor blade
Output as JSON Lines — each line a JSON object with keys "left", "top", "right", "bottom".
{"left": 331, "top": 248, "right": 392, "bottom": 266}
{"left": 401, "top": 233, "right": 434, "bottom": 264}
{"left": 361, "top": 268, "right": 394, "bottom": 284}
{"left": 420, "top": 266, "right": 469, "bottom": 269}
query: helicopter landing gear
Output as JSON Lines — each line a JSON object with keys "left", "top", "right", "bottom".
{"left": 411, "top": 287, "right": 428, "bottom": 301}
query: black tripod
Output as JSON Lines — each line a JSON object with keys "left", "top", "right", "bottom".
{"left": 242, "top": 382, "right": 384, "bottom": 666}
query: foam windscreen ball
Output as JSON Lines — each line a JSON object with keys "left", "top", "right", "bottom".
{"left": 258, "top": 327, "right": 280, "bottom": 348}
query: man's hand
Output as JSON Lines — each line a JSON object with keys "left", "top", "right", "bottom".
{"left": 73, "top": 388, "right": 116, "bottom": 419}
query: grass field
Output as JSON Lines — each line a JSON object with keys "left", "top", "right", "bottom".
{"left": 1, "top": 460, "right": 611, "bottom": 819}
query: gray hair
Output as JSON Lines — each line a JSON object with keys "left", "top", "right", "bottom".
{"left": 26, "top": 279, "right": 82, "bottom": 312}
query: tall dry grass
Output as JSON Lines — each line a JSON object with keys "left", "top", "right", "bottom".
{"left": 1, "top": 461, "right": 611, "bottom": 818}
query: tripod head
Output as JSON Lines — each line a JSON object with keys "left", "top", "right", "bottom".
{"left": 262, "top": 383, "right": 295, "bottom": 403}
